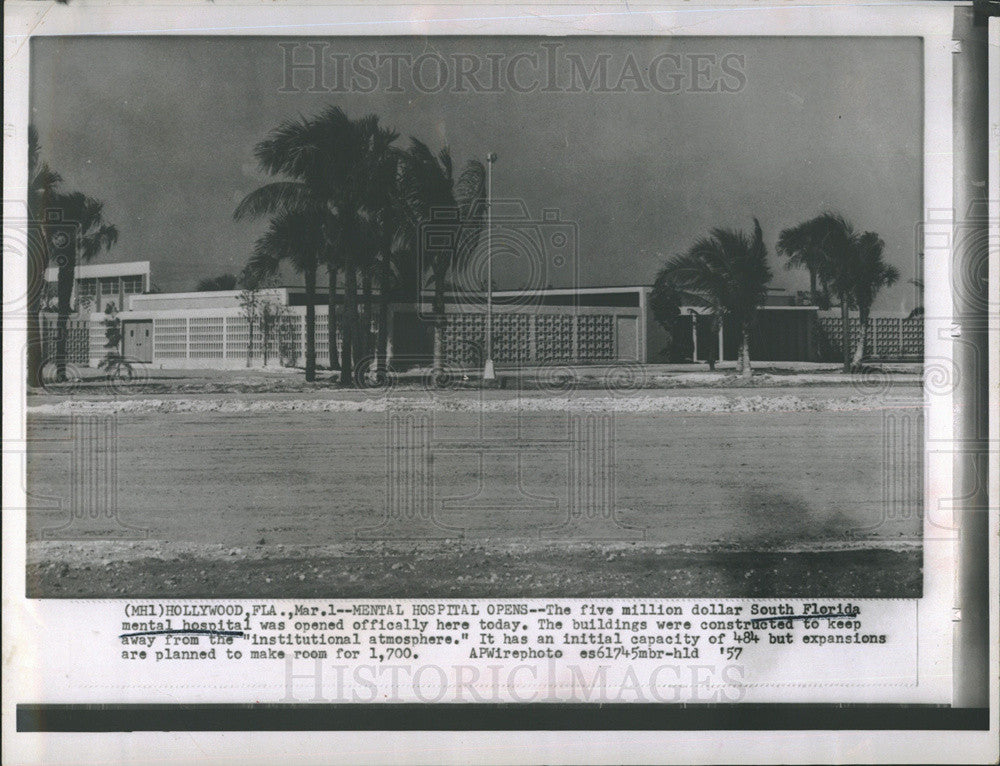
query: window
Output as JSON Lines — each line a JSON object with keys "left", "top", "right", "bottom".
{"left": 121, "top": 275, "right": 144, "bottom": 294}
{"left": 77, "top": 278, "right": 98, "bottom": 300}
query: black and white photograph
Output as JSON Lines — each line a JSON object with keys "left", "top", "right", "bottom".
{"left": 5, "top": 1, "right": 998, "bottom": 762}
{"left": 21, "top": 33, "right": 928, "bottom": 599}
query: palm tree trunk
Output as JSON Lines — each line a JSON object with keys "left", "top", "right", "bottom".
{"left": 304, "top": 267, "right": 317, "bottom": 382}
{"left": 327, "top": 267, "right": 339, "bottom": 371}
{"left": 808, "top": 269, "right": 817, "bottom": 300}
{"left": 341, "top": 265, "right": 358, "bottom": 386}
{"left": 840, "top": 294, "right": 851, "bottom": 373}
{"left": 247, "top": 312, "right": 254, "bottom": 368}
{"left": 362, "top": 272, "right": 373, "bottom": 361}
{"left": 739, "top": 325, "right": 752, "bottom": 379}
{"left": 707, "top": 315, "right": 718, "bottom": 371}
{"left": 376, "top": 257, "right": 391, "bottom": 378}
{"left": 262, "top": 311, "right": 269, "bottom": 367}
{"left": 853, "top": 307, "right": 870, "bottom": 368}
{"left": 27, "top": 247, "right": 45, "bottom": 387}
{"left": 55, "top": 256, "right": 76, "bottom": 382}
{"left": 432, "top": 266, "right": 445, "bottom": 375}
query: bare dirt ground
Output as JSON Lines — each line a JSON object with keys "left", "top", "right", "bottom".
{"left": 30, "top": 360, "right": 923, "bottom": 398}
{"left": 24, "top": 381, "right": 923, "bottom": 598}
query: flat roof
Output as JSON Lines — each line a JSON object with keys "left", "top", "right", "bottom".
{"left": 45, "top": 260, "right": 150, "bottom": 281}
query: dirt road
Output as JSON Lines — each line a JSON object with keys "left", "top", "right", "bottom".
{"left": 24, "top": 387, "right": 923, "bottom": 597}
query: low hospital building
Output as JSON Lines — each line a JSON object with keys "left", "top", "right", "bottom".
{"left": 46, "top": 262, "right": 922, "bottom": 369}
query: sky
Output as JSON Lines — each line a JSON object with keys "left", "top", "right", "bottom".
{"left": 30, "top": 35, "right": 922, "bottom": 312}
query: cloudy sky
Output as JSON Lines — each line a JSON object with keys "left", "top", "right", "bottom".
{"left": 31, "top": 35, "right": 922, "bottom": 311}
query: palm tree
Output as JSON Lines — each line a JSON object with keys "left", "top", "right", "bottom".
{"left": 654, "top": 219, "right": 772, "bottom": 379}
{"left": 364, "top": 138, "right": 412, "bottom": 379}
{"left": 774, "top": 226, "right": 831, "bottom": 310}
{"left": 245, "top": 209, "right": 326, "bottom": 381}
{"left": 649, "top": 268, "right": 687, "bottom": 362}
{"left": 777, "top": 213, "right": 885, "bottom": 372}
{"left": 247, "top": 107, "right": 399, "bottom": 385}
{"left": 236, "top": 175, "right": 351, "bottom": 375}
{"left": 353, "top": 115, "right": 402, "bottom": 381}
{"left": 52, "top": 191, "right": 118, "bottom": 381}
{"left": 849, "top": 232, "right": 900, "bottom": 366}
{"left": 357, "top": 218, "right": 379, "bottom": 365}
{"left": 374, "top": 217, "right": 418, "bottom": 379}
{"left": 400, "top": 138, "right": 486, "bottom": 374}
{"left": 322, "top": 220, "right": 343, "bottom": 372}
{"left": 26, "top": 126, "right": 64, "bottom": 387}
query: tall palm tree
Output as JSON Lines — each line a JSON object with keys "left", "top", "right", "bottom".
{"left": 400, "top": 138, "right": 486, "bottom": 374}
{"left": 26, "top": 126, "right": 64, "bottom": 387}
{"left": 248, "top": 107, "right": 399, "bottom": 385}
{"left": 357, "top": 218, "right": 380, "bottom": 365}
{"left": 27, "top": 130, "right": 118, "bottom": 383}
{"left": 233, "top": 180, "right": 332, "bottom": 372}
{"left": 777, "top": 212, "right": 884, "bottom": 372}
{"left": 352, "top": 115, "right": 402, "bottom": 381}
{"left": 654, "top": 219, "right": 772, "bottom": 379}
{"left": 849, "top": 232, "right": 900, "bottom": 366}
{"left": 235, "top": 178, "right": 344, "bottom": 374}
{"left": 364, "top": 139, "right": 412, "bottom": 379}
{"left": 52, "top": 191, "right": 118, "bottom": 381}
{"left": 374, "top": 218, "right": 418, "bottom": 378}
{"left": 322, "top": 221, "right": 343, "bottom": 372}
{"left": 245, "top": 209, "right": 326, "bottom": 381}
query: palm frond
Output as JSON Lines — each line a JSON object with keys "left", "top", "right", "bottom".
{"left": 28, "top": 125, "right": 41, "bottom": 174}
{"left": 656, "top": 220, "right": 772, "bottom": 326}
{"left": 437, "top": 147, "right": 453, "bottom": 186}
{"left": 79, "top": 224, "right": 119, "bottom": 263}
{"left": 249, "top": 208, "right": 326, "bottom": 278}
{"left": 850, "top": 231, "right": 898, "bottom": 313}
{"left": 455, "top": 160, "right": 486, "bottom": 216}
{"left": 234, "top": 181, "right": 316, "bottom": 221}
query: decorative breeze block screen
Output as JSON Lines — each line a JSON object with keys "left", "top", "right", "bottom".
{"left": 492, "top": 313, "right": 531, "bottom": 364}
{"left": 153, "top": 318, "right": 187, "bottom": 359}
{"left": 535, "top": 314, "right": 574, "bottom": 361}
{"left": 577, "top": 314, "right": 615, "bottom": 361}
{"left": 815, "top": 316, "right": 923, "bottom": 360}
{"left": 442, "top": 314, "right": 486, "bottom": 367}
{"left": 188, "top": 317, "right": 225, "bottom": 359}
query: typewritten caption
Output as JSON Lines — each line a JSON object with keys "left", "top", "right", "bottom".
{"left": 115, "top": 600, "right": 897, "bottom": 702}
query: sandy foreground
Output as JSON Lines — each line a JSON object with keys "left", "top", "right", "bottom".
{"left": 23, "top": 384, "right": 924, "bottom": 598}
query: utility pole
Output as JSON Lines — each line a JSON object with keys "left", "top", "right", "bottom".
{"left": 483, "top": 152, "right": 498, "bottom": 381}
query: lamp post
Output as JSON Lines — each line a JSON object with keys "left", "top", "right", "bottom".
{"left": 483, "top": 152, "right": 498, "bottom": 381}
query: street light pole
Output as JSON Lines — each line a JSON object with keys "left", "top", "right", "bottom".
{"left": 483, "top": 152, "right": 497, "bottom": 381}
